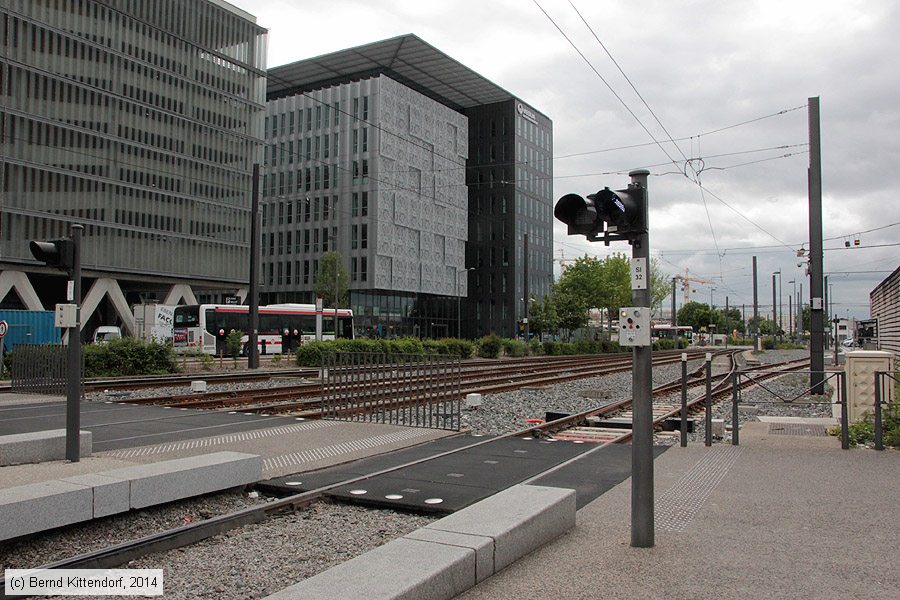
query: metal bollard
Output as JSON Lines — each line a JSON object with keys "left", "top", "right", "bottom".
{"left": 680, "top": 353, "right": 688, "bottom": 447}
{"left": 874, "top": 372, "right": 884, "bottom": 451}
{"left": 705, "top": 353, "right": 712, "bottom": 447}
{"left": 840, "top": 372, "right": 849, "bottom": 450}
{"left": 731, "top": 370, "right": 739, "bottom": 446}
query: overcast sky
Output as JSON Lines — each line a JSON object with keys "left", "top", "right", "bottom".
{"left": 229, "top": 0, "right": 899, "bottom": 321}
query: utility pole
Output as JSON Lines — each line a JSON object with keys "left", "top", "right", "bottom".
{"left": 772, "top": 272, "right": 777, "bottom": 348}
{"left": 753, "top": 256, "right": 759, "bottom": 352}
{"left": 66, "top": 225, "right": 83, "bottom": 462}
{"left": 671, "top": 278, "right": 677, "bottom": 324}
{"left": 523, "top": 233, "right": 530, "bottom": 341}
{"left": 248, "top": 163, "right": 260, "bottom": 369}
{"left": 808, "top": 97, "right": 825, "bottom": 393}
{"left": 628, "top": 169, "right": 653, "bottom": 549}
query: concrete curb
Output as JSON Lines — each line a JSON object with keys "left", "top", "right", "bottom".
{"left": 0, "top": 451, "right": 261, "bottom": 542}
{"left": 0, "top": 429, "right": 92, "bottom": 466}
{"left": 263, "top": 484, "right": 576, "bottom": 600}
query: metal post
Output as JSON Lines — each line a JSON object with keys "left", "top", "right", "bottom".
{"left": 680, "top": 353, "right": 688, "bottom": 447}
{"left": 874, "top": 372, "right": 884, "bottom": 451}
{"left": 840, "top": 372, "right": 849, "bottom": 450}
{"left": 248, "top": 163, "right": 260, "bottom": 369}
{"left": 809, "top": 97, "right": 826, "bottom": 393}
{"left": 788, "top": 294, "right": 792, "bottom": 343}
{"left": 725, "top": 296, "right": 729, "bottom": 349}
{"left": 66, "top": 224, "right": 83, "bottom": 462}
{"left": 705, "top": 352, "right": 712, "bottom": 447}
{"left": 752, "top": 257, "right": 759, "bottom": 352}
{"left": 772, "top": 272, "right": 777, "bottom": 349}
{"left": 672, "top": 278, "right": 677, "bottom": 325}
{"left": 778, "top": 270, "right": 783, "bottom": 343}
{"left": 523, "top": 233, "right": 530, "bottom": 342}
{"left": 456, "top": 268, "right": 462, "bottom": 339}
{"left": 731, "top": 369, "right": 740, "bottom": 445}
{"left": 629, "top": 169, "right": 653, "bottom": 548}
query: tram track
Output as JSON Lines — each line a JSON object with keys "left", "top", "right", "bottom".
{"left": 4, "top": 350, "right": 816, "bottom": 591}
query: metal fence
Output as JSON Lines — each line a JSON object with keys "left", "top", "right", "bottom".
{"left": 10, "top": 344, "right": 75, "bottom": 395}
{"left": 321, "top": 352, "right": 462, "bottom": 431}
{"left": 729, "top": 369, "right": 848, "bottom": 448}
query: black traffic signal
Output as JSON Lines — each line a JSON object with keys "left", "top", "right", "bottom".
{"left": 554, "top": 184, "right": 646, "bottom": 243}
{"left": 30, "top": 239, "right": 75, "bottom": 270}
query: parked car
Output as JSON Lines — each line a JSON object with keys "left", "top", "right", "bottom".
{"left": 841, "top": 337, "right": 856, "bottom": 348}
{"left": 93, "top": 326, "right": 123, "bottom": 343}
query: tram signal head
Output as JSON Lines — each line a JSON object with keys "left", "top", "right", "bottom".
{"left": 554, "top": 184, "right": 646, "bottom": 244}
{"left": 29, "top": 238, "right": 75, "bottom": 270}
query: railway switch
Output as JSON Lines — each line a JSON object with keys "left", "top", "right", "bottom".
{"left": 618, "top": 307, "right": 651, "bottom": 347}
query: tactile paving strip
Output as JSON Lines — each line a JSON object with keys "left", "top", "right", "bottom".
{"left": 263, "top": 428, "right": 435, "bottom": 471}
{"left": 104, "top": 421, "right": 335, "bottom": 458}
{"left": 767, "top": 423, "right": 829, "bottom": 437}
{"left": 655, "top": 446, "right": 743, "bottom": 532}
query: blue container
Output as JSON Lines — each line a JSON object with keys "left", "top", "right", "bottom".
{"left": 0, "top": 310, "right": 60, "bottom": 353}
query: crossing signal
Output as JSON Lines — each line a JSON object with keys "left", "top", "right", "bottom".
{"left": 554, "top": 184, "right": 647, "bottom": 244}
{"left": 29, "top": 239, "right": 75, "bottom": 270}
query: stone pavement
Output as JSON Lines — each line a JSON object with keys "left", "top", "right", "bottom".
{"left": 457, "top": 421, "right": 899, "bottom": 600}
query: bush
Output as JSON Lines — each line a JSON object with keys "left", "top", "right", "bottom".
{"left": 502, "top": 338, "right": 528, "bottom": 357}
{"left": 653, "top": 339, "right": 676, "bottom": 351}
{"left": 528, "top": 338, "right": 544, "bottom": 356}
{"left": 225, "top": 330, "right": 244, "bottom": 358}
{"left": 83, "top": 338, "right": 178, "bottom": 377}
{"left": 830, "top": 400, "right": 900, "bottom": 447}
{"left": 477, "top": 334, "right": 502, "bottom": 358}
{"left": 441, "top": 338, "right": 475, "bottom": 359}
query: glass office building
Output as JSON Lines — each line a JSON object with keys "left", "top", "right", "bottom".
{"left": 0, "top": 0, "right": 267, "bottom": 329}
{"left": 263, "top": 35, "right": 553, "bottom": 339}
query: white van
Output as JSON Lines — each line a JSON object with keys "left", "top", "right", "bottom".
{"left": 93, "top": 326, "right": 123, "bottom": 343}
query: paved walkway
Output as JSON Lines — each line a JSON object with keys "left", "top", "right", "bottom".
{"left": 458, "top": 422, "right": 899, "bottom": 600}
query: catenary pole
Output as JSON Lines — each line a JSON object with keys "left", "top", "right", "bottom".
{"left": 808, "top": 97, "right": 825, "bottom": 393}
{"left": 248, "top": 163, "right": 260, "bottom": 369}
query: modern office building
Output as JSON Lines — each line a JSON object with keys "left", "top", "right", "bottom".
{"left": 0, "top": 0, "right": 267, "bottom": 335}
{"left": 263, "top": 35, "right": 553, "bottom": 339}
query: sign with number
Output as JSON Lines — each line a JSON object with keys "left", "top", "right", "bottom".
{"left": 630, "top": 258, "right": 648, "bottom": 290}
{"left": 0, "top": 320, "right": 7, "bottom": 337}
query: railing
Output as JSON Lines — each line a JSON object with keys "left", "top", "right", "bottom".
{"left": 728, "top": 368, "right": 849, "bottom": 449}
{"left": 10, "top": 344, "right": 77, "bottom": 395}
{"left": 874, "top": 371, "right": 898, "bottom": 451}
{"left": 321, "top": 352, "right": 462, "bottom": 431}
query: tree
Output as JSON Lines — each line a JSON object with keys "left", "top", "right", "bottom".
{"left": 649, "top": 258, "right": 671, "bottom": 317}
{"left": 528, "top": 294, "right": 559, "bottom": 341}
{"left": 717, "top": 307, "right": 743, "bottom": 335}
{"left": 554, "top": 286, "right": 589, "bottom": 340}
{"left": 677, "top": 301, "right": 720, "bottom": 333}
{"left": 314, "top": 252, "right": 349, "bottom": 308}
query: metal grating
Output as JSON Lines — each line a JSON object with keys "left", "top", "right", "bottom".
{"left": 10, "top": 344, "right": 75, "bottom": 395}
{"left": 767, "top": 423, "right": 830, "bottom": 437}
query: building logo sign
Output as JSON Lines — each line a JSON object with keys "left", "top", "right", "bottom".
{"left": 517, "top": 102, "right": 538, "bottom": 125}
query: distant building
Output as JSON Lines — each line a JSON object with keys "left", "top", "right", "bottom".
{"left": 0, "top": 0, "right": 267, "bottom": 335}
{"left": 263, "top": 34, "right": 553, "bottom": 339}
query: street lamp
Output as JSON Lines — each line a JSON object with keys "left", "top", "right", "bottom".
{"left": 710, "top": 287, "right": 716, "bottom": 309}
{"left": 456, "top": 267, "right": 475, "bottom": 339}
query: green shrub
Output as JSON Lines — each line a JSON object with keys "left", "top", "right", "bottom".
{"left": 83, "top": 338, "right": 178, "bottom": 377}
{"left": 477, "top": 334, "right": 502, "bottom": 358}
{"left": 829, "top": 400, "right": 900, "bottom": 448}
{"left": 225, "top": 330, "right": 244, "bottom": 358}
{"left": 653, "top": 339, "right": 676, "bottom": 351}
{"left": 502, "top": 338, "right": 528, "bottom": 357}
{"left": 442, "top": 338, "right": 475, "bottom": 359}
{"left": 295, "top": 341, "right": 331, "bottom": 367}
{"left": 528, "top": 338, "right": 544, "bottom": 356}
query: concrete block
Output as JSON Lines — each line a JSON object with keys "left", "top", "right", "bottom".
{"left": 0, "top": 480, "right": 93, "bottom": 541}
{"left": 425, "top": 484, "right": 575, "bottom": 572}
{"left": 263, "top": 537, "right": 474, "bottom": 600}
{"left": 103, "top": 451, "right": 261, "bottom": 509}
{"left": 404, "top": 528, "right": 494, "bottom": 583}
{"left": 0, "top": 429, "right": 92, "bottom": 465}
{"left": 62, "top": 473, "right": 130, "bottom": 518}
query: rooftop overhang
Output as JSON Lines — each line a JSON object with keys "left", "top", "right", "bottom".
{"left": 266, "top": 34, "right": 516, "bottom": 112}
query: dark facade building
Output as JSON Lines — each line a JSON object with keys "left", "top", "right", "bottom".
{"left": 263, "top": 35, "right": 553, "bottom": 339}
{"left": 0, "top": 0, "right": 267, "bottom": 335}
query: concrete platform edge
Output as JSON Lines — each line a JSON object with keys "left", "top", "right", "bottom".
{"left": 0, "top": 429, "right": 92, "bottom": 466}
{"left": 262, "top": 484, "right": 576, "bottom": 600}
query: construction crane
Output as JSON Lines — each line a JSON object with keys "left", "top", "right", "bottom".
{"left": 673, "top": 269, "right": 715, "bottom": 305}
